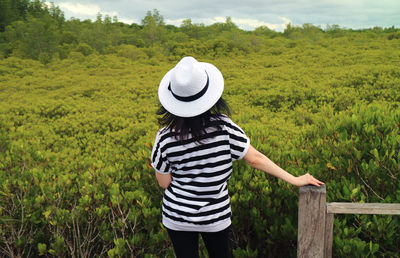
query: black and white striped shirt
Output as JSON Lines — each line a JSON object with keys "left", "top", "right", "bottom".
{"left": 151, "top": 116, "right": 250, "bottom": 232}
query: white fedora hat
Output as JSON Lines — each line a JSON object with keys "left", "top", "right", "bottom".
{"left": 158, "top": 56, "right": 224, "bottom": 117}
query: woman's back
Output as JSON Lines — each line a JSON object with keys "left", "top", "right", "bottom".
{"left": 151, "top": 115, "right": 249, "bottom": 232}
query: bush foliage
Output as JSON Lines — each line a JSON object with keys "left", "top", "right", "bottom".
{"left": 0, "top": 1, "right": 399, "bottom": 257}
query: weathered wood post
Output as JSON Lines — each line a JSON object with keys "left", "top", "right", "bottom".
{"left": 297, "top": 184, "right": 327, "bottom": 258}
{"left": 324, "top": 212, "right": 334, "bottom": 258}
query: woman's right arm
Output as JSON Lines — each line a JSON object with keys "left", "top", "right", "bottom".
{"left": 155, "top": 171, "right": 172, "bottom": 189}
{"left": 243, "top": 145, "right": 324, "bottom": 187}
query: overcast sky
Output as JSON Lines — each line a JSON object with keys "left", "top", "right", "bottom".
{"left": 45, "top": 0, "right": 400, "bottom": 31}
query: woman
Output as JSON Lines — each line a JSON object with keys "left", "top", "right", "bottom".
{"left": 151, "top": 56, "right": 324, "bottom": 258}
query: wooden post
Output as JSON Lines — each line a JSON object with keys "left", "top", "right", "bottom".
{"left": 324, "top": 213, "right": 334, "bottom": 258}
{"left": 297, "top": 184, "right": 327, "bottom": 258}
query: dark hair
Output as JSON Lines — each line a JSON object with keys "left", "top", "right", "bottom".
{"left": 157, "top": 98, "right": 231, "bottom": 142}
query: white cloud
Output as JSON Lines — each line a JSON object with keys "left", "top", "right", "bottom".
{"left": 58, "top": 2, "right": 101, "bottom": 16}
{"left": 51, "top": 2, "right": 138, "bottom": 23}
{"left": 119, "top": 17, "right": 138, "bottom": 24}
{"left": 44, "top": 2, "right": 53, "bottom": 8}
{"left": 230, "top": 17, "right": 291, "bottom": 31}
{"left": 165, "top": 18, "right": 186, "bottom": 26}
{"left": 165, "top": 16, "right": 291, "bottom": 31}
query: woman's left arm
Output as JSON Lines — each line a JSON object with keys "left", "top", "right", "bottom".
{"left": 243, "top": 145, "right": 324, "bottom": 187}
{"left": 155, "top": 172, "right": 172, "bottom": 189}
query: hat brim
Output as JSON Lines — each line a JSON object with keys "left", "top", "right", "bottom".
{"left": 158, "top": 62, "right": 224, "bottom": 117}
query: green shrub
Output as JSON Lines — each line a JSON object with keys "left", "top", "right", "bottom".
{"left": 297, "top": 104, "right": 400, "bottom": 257}
{"left": 0, "top": 32, "right": 399, "bottom": 256}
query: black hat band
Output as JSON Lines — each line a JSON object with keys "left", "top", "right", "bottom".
{"left": 168, "top": 72, "right": 209, "bottom": 102}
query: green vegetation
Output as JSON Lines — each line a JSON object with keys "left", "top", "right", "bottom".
{"left": 0, "top": 1, "right": 399, "bottom": 257}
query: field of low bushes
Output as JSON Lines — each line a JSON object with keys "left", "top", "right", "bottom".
{"left": 1, "top": 2, "right": 400, "bottom": 256}
{"left": 1, "top": 32, "right": 399, "bottom": 257}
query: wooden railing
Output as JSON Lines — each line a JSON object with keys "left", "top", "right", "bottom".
{"left": 297, "top": 185, "right": 400, "bottom": 258}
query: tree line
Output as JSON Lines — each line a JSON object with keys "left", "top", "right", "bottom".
{"left": 0, "top": 0, "right": 399, "bottom": 64}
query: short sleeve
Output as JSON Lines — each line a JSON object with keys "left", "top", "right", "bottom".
{"left": 224, "top": 118, "right": 250, "bottom": 161}
{"left": 150, "top": 129, "right": 171, "bottom": 174}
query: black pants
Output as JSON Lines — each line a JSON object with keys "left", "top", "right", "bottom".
{"left": 166, "top": 226, "right": 232, "bottom": 258}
